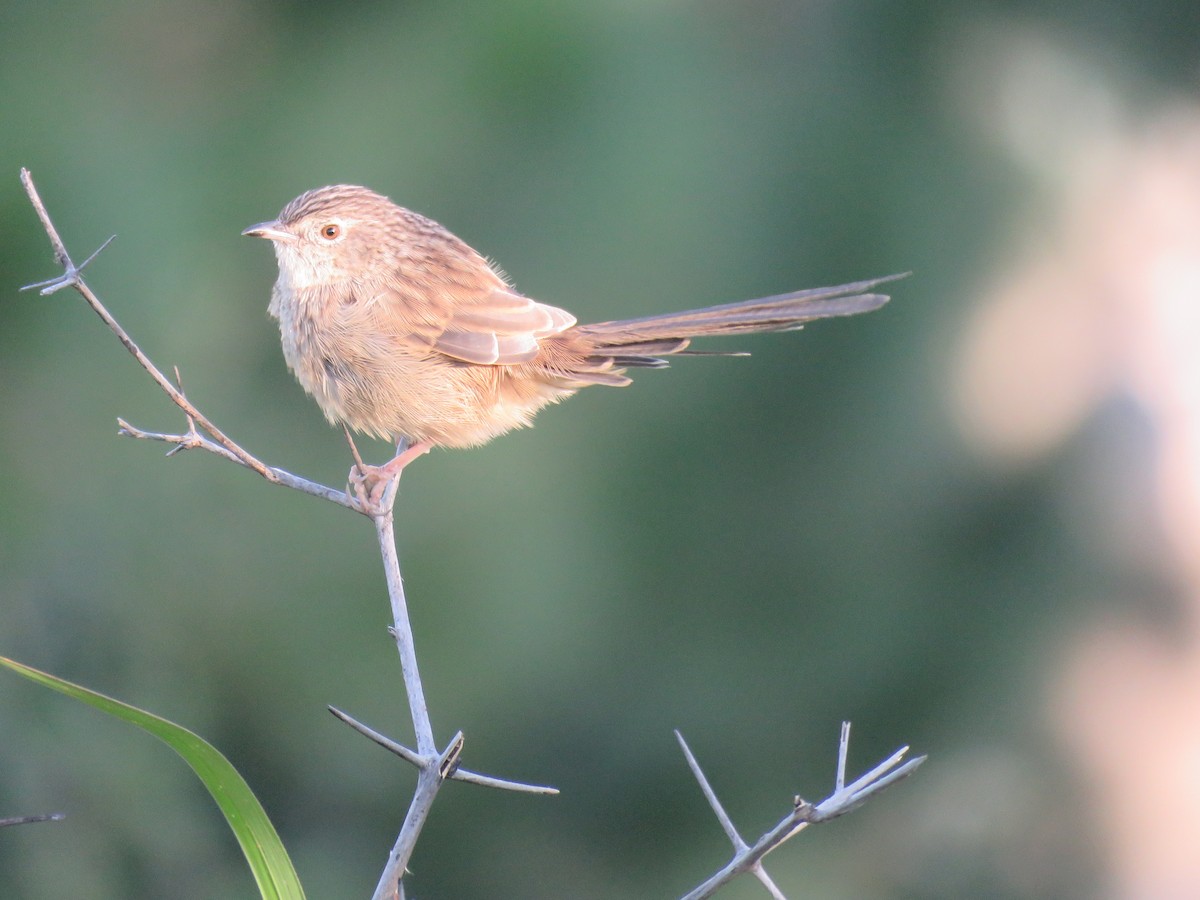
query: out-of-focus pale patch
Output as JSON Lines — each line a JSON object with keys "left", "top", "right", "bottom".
{"left": 954, "top": 111, "right": 1200, "bottom": 570}
{"left": 947, "top": 26, "right": 1200, "bottom": 479}
{"left": 1053, "top": 619, "right": 1200, "bottom": 898}
{"left": 940, "top": 14, "right": 1124, "bottom": 184}
{"left": 951, "top": 263, "right": 1110, "bottom": 464}
{"left": 942, "top": 18, "right": 1130, "bottom": 465}
{"left": 945, "top": 18, "right": 1200, "bottom": 900}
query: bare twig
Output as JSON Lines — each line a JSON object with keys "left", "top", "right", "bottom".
{"left": 371, "top": 482, "right": 435, "bottom": 756}
{"left": 20, "top": 169, "right": 286, "bottom": 485}
{"left": 363, "top": 727, "right": 469, "bottom": 896}
{"left": 364, "top": 480, "right": 448, "bottom": 900}
{"left": 374, "top": 753, "right": 441, "bottom": 900}
{"left": 115, "top": 418, "right": 359, "bottom": 509}
{"left": 677, "top": 724, "right": 925, "bottom": 900}
{"left": 0, "top": 813, "right": 65, "bottom": 828}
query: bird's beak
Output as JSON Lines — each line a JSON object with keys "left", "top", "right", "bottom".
{"left": 242, "top": 220, "right": 296, "bottom": 243}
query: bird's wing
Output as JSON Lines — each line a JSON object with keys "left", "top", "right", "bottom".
{"left": 430, "top": 288, "right": 576, "bottom": 365}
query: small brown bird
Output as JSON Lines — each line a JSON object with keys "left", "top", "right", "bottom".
{"left": 244, "top": 185, "right": 897, "bottom": 477}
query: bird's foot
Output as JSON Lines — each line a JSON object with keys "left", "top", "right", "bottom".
{"left": 349, "top": 441, "right": 432, "bottom": 509}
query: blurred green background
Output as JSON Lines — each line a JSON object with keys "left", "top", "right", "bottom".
{"left": 3, "top": 1, "right": 1198, "bottom": 897}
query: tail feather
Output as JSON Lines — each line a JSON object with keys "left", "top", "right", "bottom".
{"left": 577, "top": 274, "right": 903, "bottom": 346}
{"left": 551, "top": 273, "right": 903, "bottom": 388}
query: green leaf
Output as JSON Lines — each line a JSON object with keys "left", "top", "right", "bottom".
{"left": 0, "top": 656, "right": 305, "bottom": 900}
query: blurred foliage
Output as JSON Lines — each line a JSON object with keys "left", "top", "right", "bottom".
{"left": 1, "top": 0, "right": 1193, "bottom": 897}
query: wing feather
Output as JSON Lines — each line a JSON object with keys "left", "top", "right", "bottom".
{"left": 432, "top": 289, "right": 575, "bottom": 365}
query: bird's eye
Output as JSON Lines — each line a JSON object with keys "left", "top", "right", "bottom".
{"left": 320, "top": 223, "right": 341, "bottom": 240}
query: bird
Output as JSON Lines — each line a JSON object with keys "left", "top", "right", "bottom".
{"left": 243, "top": 185, "right": 898, "bottom": 480}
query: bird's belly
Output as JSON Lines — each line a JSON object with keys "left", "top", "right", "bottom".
{"left": 282, "top": 324, "right": 568, "bottom": 448}
{"left": 326, "top": 361, "right": 572, "bottom": 448}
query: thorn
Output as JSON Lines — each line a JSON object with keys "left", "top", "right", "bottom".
{"left": 836, "top": 721, "right": 850, "bottom": 793}
{"left": 76, "top": 234, "right": 117, "bottom": 272}
{"left": 0, "top": 813, "right": 65, "bottom": 827}
{"left": 438, "top": 732, "right": 466, "bottom": 780}
{"left": 20, "top": 272, "right": 76, "bottom": 295}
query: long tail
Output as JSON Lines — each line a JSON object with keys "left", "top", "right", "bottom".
{"left": 572, "top": 273, "right": 903, "bottom": 375}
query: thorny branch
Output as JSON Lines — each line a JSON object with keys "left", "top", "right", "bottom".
{"left": 677, "top": 723, "right": 925, "bottom": 900}
{"left": 18, "top": 168, "right": 554, "bottom": 900}
{"left": 18, "top": 168, "right": 365, "bottom": 512}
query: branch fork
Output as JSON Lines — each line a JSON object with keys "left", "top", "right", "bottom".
{"left": 677, "top": 722, "right": 925, "bottom": 899}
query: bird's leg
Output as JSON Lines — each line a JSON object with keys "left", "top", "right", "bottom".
{"left": 377, "top": 439, "right": 433, "bottom": 478}
{"left": 342, "top": 424, "right": 368, "bottom": 473}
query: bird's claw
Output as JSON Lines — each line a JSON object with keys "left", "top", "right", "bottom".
{"left": 347, "top": 441, "right": 432, "bottom": 512}
{"left": 348, "top": 463, "right": 398, "bottom": 510}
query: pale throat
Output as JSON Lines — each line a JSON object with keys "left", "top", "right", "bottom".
{"left": 273, "top": 243, "right": 343, "bottom": 292}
